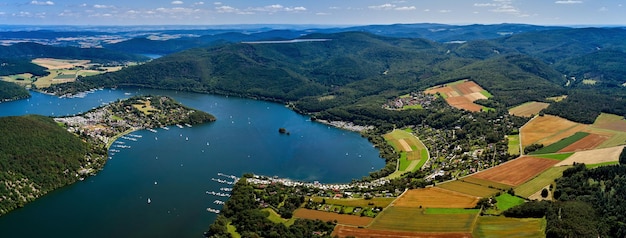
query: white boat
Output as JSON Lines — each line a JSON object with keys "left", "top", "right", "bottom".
{"left": 147, "top": 198, "right": 151, "bottom": 204}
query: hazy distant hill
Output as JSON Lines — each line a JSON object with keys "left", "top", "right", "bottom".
{"left": 0, "top": 42, "right": 149, "bottom": 63}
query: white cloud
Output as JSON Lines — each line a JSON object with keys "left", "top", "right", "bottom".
{"left": 555, "top": 0, "right": 583, "bottom": 4}
{"left": 171, "top": 1, "right": 184, "bottom": 5}
{"left": 94, "top": 5, "right": 114, "bottom": 9}
{"left": 423, "top": 9, "right": 430, "bottom": 12}
{"left": 316, "top": 12, "right": 330, "bottom": 15}
{"left": 598, "top": 6, "right": 608, "bottom": 11}
{"left": 80, "top": 3, "right": 87, "bottom": 7}
{"left": 395, "top": 6, "right": 416, "bottom": 11}
{"left": 369, "top": 3, "right": 396, "bottom": 10}
{"left": 194, "top": 2, "right": 204, "bottom": 5}
{"left": 439, "top": 9, "right": 451, "bottom": 13}
{"left": 30, "top": 1, "right": 54, "bottom": 6}
{"left": 474, "top": 3, "right": 497, "bottom": 7}
{"left": 475, "top": 0, "right": 522, "bottom": 15}
{"left": 214, "top": 2, "right": 222, "bottom": 5}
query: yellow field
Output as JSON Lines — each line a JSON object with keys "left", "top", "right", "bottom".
{"left": 555, "top": 145, "right": 625, "bottom": 166}
{"left": 393, "top": 187, "right": 479, "bottom": 208}
{"left": 436, "top": 180, "right": 502, "bottom": 198}
{"left": 508, "top": 101, "right": 550, "bottom": 117}
{"left": 546, "top": 95, "right": 567, "bottom": 102}
{"left": 369, "top": 207, "right": 478, "bottom": 233}
{"left": 132, "top": 100, "right": 159, "bottom": 115}
{"left": 514, "top": 166, "right": 571, "bottom": 198}
{"left": 26, "top": 58, "right": 125, "bottom": 88}
{"left": 472, "top": 216, "right": 546, "bottom": 238}
{"left": 308, "top": 197, "right": 395, "bottom": 208}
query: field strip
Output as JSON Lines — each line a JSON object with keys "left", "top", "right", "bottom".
{"left": 555, "top": 145, "right": 625, "bottom": 166}
{"left": 398, "top": 139, "right": 412, "bottom": 151}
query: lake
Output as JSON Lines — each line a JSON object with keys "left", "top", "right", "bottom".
{"left": 0, "top": 88, "right": 384, "bottom": 237}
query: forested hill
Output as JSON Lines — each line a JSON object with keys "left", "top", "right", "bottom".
{"left": 0, "top": 115, "right": 88, "bottom": 215}
{"left": 47, "top": 27, "right": 626, "bottom": 124}
{"left": 0, "top": 80, "right": 29, "bottom": 101}
{"left": 0, "top": 42, "right": 149, "bottom": 63}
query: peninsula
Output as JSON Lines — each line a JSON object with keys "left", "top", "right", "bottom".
{"left": 0, "top": 95, "right": 215, "bottom": 216}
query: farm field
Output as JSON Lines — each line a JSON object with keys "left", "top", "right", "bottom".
{"left": 436, "top": 180, "right": 502, "bottom": 197}
{"left": 368, "top": 207, "right": 478, "bottom": 233}
{"left": 529, "top": 132, "right": 590, "bottom": 154}
{"left": 28, "top": 58, "right": 124, "bottom": 88}
{"left": 383, "top": 129, "right": 429, "bottom": 177}
{"left": 292, "top": 208, "right": 373, "bottom": 227}
{"left": 460, "top": 177, "right": 512, "bottom": 190}
{"left": 520, "top": 115, "right": 588, "bottom": 147}
{"left": 507, "top": 134, "right": 521, "bottom": 155}
{"left": 332, "top": 225, "right": 472, "bottom": 238}
{"left": 509, "top": 101, "right": 550, "bottom": 117}
{"left": 555, "top": 145, "right": 625, "bottom": 167}
{"left": 392, "top": 187, "right": 479, "bottom": 208}
{"left": 424, "top": 80, "right": 491, "bottom": 112}
{"left": 558, "top": 133, "right": 609, "bottom": 152}
{"left": 308, "top": 197, "right": 395, "bottom": 208}
{"left": 472, "top": 216, "right": 546, "bottom": 238}
{"left": 592, "top": 113, "right": 626, "bottom": 132}
{"left": 470, "top": 156, "right": 560, "bottom": 187}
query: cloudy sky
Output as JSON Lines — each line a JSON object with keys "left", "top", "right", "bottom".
{"left": 0, "top": 0, "right": 624, "bottom": 26}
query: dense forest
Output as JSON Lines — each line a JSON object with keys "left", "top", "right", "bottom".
{"left": 0, "top": 81, "right": 29, "bottom": 101}
{"left": 47, "top": 28, "right": 626, "bottom": 125}
{"left": 503, "top": 163, "right": 626, "bottom": 238}
{"left": 0, "top": 115, "right": 90, "bottom": 215}
{"left": 0, "top": 58, "right": 49, "bottom": 77}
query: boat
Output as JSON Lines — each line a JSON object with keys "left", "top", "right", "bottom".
{"left": 147, "top": 198, "right": 151, "bottom": 204}
{"left": 186, "top": 137, "right": 189, "bottom": 141}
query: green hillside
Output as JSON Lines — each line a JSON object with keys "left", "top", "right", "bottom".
{"left": 0, "top": 80, "right": 29, "bottom": 101}
{"left": 0, "top": 115, "right": 90, "bottom": 215}
{"left": 46, "top": 28, "right": 626, "bottom": 124}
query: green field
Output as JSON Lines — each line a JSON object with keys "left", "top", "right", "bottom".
{"left": 530, "top": 132, "right": 590, "bottom": 155}
{"left": 472, "top": 216, "right": 546, "bottom": 238}
{"left": 437, "top": 180, "right": 502, "bottom": 197}
{"left": 262, "top": 208, "right": 296, "bottom": 226}
{"left": 383, "top": 129, "right": 429, "bottom": 177}
{"left": 369, "top": 207, "right": 477, "bottom": 232}
{"left": 514, "top": 166, "right": 571, "bottom": 198}
{"left": 227, "top": 222, "right": 241, "bottom": 238}
{"left": 494, "top": 194, "right": 525, "bottom": 211}
{"left": 507, "top": 134, "right": 521, "bottom": 155}
{"left": 481, "top": 90, "right": 494, "bottom": 98}
{"left": 402, "top": 104, "right": 423, "bottom": 110}
{"left": 533, "top": 152, "right": 574, "bottom": 161}
{"left": 425, "top": 208, "right": 481, "bottom": 214}
{"left": 586, "top": 161, "right": 619, "bottom": 168}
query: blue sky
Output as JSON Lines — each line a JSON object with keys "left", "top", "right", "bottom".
{"left": 0, "top": 0, "right": 624, "bottom": 26}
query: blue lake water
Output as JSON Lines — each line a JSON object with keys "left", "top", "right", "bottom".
{"left": 0, "top": 88, "right": 384, "bottom": 237}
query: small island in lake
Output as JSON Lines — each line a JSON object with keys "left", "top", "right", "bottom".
{"left": 0, "top": 95, "right": 215, "bottom": 216}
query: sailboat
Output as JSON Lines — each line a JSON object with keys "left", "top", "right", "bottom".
{"left": 147, "top": 198, "right": 151, "bottom": 204}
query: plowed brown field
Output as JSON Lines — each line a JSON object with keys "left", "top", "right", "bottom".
{"left": 559, "top": 133, "right": 609, "bottom": 152}
{"left": 424, "top": 80, "right": 489, "bottom": 112}
{"left": 470, "top": 156, "right": 559, "bottom": 186}
{"left": 332, "top": 225, "right": 472, "bottom": 238}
